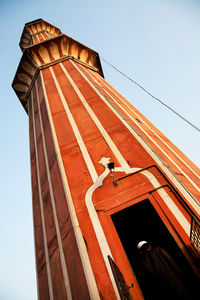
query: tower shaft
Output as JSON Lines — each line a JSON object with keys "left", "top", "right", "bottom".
{"left": 13, "top": 19, "right": 200, "bottom": 299}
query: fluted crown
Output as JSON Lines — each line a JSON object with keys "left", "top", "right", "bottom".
{"left": 19, "top": 19, "right": 61, "bottom": 51}
{"left": 13, "top": 19, "right": 103, "bottom": 112}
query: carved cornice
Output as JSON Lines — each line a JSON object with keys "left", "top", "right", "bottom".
{"left": 13, "top": 34, "right": 104, "bottom": 113}
{"left": 19, "top": 19, "right": 61, "bottom": 51}
{"left": 20, "top": 28, "right": 33, "bottom": 51}
{"left": 12, "top": 51, "right": 38, "bottom": 112}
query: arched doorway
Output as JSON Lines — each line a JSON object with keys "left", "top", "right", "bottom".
{"left": 111, "top": 198, "right": 198, "bottom": 299}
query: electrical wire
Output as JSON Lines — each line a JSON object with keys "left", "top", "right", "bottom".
{"left": 100, "top": 57, "right": 200, "bottom": 133}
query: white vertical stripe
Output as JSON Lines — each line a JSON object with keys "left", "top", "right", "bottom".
{"left": 60, "top": 62, "right": 130, "bottom": 173}
{"left": 40, "top": 32, "right": 46, "bottom": 41}
{"left": 28, "top": 97, "right": 40, "bottom": 300}
{"left": 49, "top": 67, "right": 98, "bottom": 183}
{"left": 35, "top": 80, "right": 72, "bottom": 300}
{"left": 40, "top": 72, "right": 101, "bottom": 300}
{"left": 85, "top": 170, "right": 121, "bottom": 300}
{"left": 46, "top": 32, "right": 51, "bottom": 38}
{"left": 31, "top": 91, "right": 54, "bottom": 300}
{"left": 72, "top": 61, "right": 200, "bottom": 214}
{"left": 35, "top": 34, "right": 40, "bottom": 43}
{"left": 142, "top": 170, "right": 190, "bottom": 236}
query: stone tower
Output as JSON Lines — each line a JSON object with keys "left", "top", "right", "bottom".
{"left": 13, "top": 19, "right": 200, "bottom": 299}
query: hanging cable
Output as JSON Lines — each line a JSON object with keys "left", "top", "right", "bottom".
{"left": 100, "top": 57, "right": 200, "bottom": 133}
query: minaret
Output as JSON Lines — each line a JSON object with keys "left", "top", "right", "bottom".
{"left": 13, "top": 19, "right": 200, "bottom": 299}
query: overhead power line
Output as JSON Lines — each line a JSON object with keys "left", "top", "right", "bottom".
{"left": 101, "top": 57, "right": 200, "bottom": 133}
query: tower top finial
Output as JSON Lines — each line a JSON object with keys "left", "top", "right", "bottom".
{"left": 25, "top": 18, "right": 43, "bottom": 26}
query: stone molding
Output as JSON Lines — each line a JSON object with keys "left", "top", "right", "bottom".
{"left": 19, "top": 19, "right": 61, "bottom": 50}
{"left": 13, "top": 34, "right": 104, "bottom": 112}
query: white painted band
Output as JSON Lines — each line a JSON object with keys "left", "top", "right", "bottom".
{"left": 35, "top": 80, "right": 72, "bottom": 300}
{"left": 142, "top": 170, "right": 190, "bottom": 236}
{"left": 40, "top": 32, "right": 46, "bottom": 41}
{"left": 85, "top": 167, "right": 121, "bottom": 300}
{"left": 45, "top": 31, "right": 51, "bottom": 39}
{"left": 28, "top": 98, "right": 40, "bottom": 300}
{"left": 35, "top": 34, "right": 40, "bottom": 43}
{"left": 31, "top": 91, "right": 54, "bottom": 300}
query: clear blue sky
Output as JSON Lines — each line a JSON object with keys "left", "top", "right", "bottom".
{"left": 1, "top": 0, "right": 200, "bottom": 299}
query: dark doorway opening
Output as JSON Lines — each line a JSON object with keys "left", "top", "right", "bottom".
{"left": 111, "top": 199, "right": 198, "bottom": 298}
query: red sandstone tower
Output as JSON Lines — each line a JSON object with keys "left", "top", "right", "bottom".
{"left": 13, "top": 19, "right": 200, "bottom": 299}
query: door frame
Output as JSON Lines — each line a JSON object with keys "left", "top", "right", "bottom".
{"left": 98, "top": 191, "right": 195, "bottom": 299}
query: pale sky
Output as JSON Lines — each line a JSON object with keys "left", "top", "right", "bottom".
{"left": 1, "top": 1, "right": 200, "bottom": 299}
